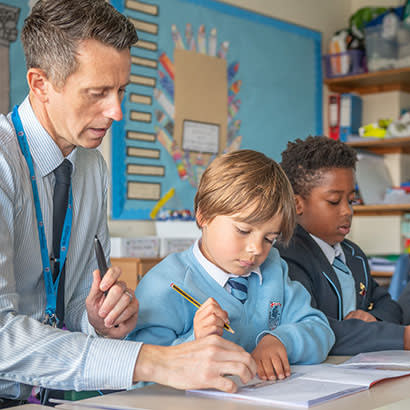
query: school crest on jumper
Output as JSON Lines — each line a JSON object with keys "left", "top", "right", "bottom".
{"left": 269, "top": 301, "right": 282, "bottom": 330}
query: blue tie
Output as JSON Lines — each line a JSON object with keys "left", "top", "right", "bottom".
{"left": 333, "top": 256, "right": 350, "bottom": 274}
{"left": 228, "top": 276, "right": 249, "bottom": 304}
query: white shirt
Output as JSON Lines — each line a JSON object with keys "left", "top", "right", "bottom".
{"left": 0, "top": 97, "right": 141, "bottom": 399}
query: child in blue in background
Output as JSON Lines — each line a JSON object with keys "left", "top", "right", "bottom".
{"left": 129, "top": 150, "right": 335, "bottom": 381}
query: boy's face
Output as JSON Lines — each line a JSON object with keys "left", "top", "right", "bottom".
{"left": 198, "top": 211, "right": 282, "bottom": 275}
{"left": 295, "top": 168, "right": 355, "bottom": 246}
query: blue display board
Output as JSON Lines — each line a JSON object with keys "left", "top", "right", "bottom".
{"left": 111, "top": 0, "right": 322, "bottom": 220}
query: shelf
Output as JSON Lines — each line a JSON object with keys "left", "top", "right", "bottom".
{"left": 371, "top": 270, "right": 393, "bottom": 278}
{"left": 353, "top": 203, "right": 410, "bottom": 216}
{"left": 346, "top": 136, "right": 410, "bottom": 154}
{"left": 324, "top": 67, "right": 410, "bottom": 95}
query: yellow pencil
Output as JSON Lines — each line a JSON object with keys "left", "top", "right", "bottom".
{"left": 170, "top": 282, "right": 235, "bottom": 334}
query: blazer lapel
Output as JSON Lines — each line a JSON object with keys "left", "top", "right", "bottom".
{"left": 342, "top": 242, "right": 368, "bottom": 309}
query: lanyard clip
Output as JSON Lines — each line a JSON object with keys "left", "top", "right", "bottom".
{"left": 43, "top": 313, "right": 58, "bottom": 328}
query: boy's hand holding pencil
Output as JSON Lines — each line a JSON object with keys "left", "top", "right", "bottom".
{"left": 194, "top": 297, "right": 231, "bottom": 339}
{"left": 170, "top": 283, "right": 234, "bottom": 335}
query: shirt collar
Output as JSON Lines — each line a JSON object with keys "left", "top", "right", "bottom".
{"left": 18, "top": 96, "right": 77, "bottom": 177}
{"left": 192, "top": 239, "right": 263, "bottom": 287}
{"left": 309, "top": 233, "right": 346, "bottom": 265}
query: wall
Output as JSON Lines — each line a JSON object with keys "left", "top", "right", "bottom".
{"left": 106, "top": 0, "right": 409, "bottom": 239}
{"left": 106, "top": 0, "right": 352, "bottom": 237}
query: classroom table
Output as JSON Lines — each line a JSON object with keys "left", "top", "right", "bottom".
{"left": 54, "top": 356, "right": 410, "bottom": 410}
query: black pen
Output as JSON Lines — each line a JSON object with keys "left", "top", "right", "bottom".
{"left": 94, "top": 236, "right": 120, "bottom": 328}
{"left": 94, "top": 236, "right": 109, "bottom": 296}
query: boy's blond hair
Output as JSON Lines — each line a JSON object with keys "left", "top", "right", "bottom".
{"left": 194, "top": 150, "right": 295, "bottom": 244}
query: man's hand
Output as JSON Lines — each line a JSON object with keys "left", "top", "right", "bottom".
{"left": 86, "top": 268, "right": 139, "bottom": 338}
{"left": 344, "top": 309, "right": 377, "bottom": 322}
{"left": 133, "top": 335, "right": 257, "bottom": 392}
{"left": 193, "top": 297, "right": 230, "bottom": 339}
{"left": 251, "top": 334, "right": 290, "bottom": 381}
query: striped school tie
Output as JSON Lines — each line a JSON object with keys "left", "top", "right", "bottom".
{"left": 333, "top": 256, "right": 350, "bottom": 275}
{"left": 227, "top": 276, "right": 249, "bottom": 304}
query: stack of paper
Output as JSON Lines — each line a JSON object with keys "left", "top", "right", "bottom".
{"left": 189, "top": 361, "right": 410, "bottom": 408}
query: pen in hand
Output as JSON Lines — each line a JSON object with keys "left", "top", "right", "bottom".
{"left": 94, "top": 235, "right": 120, "bottom": 328}
{"left": 94, "top": 236, "right": 108, "bottom": 293}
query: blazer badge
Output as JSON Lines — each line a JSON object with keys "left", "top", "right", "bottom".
{"left": 269, "top": 301, "right": 282, "bottom": 330}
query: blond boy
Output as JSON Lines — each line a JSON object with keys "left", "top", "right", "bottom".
{"left": 129, "top": 150, "right": 335, "bottom": 381}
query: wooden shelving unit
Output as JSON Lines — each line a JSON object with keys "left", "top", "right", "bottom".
{"left": 346, "top": 135, "right": 410, "bottom": 216}
{"left": 346, "top": 136, "right": 410, "bottom": 154}
{"left": 353, "top": 203, "right": 410, "bottom": 216}
{"left": 324, "top": 66, "right": 410, "bottom": 95}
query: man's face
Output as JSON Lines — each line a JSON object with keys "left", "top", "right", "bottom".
{"left": 41, "top": 39, "right": 131, "bottom": 155}
{"left": 198, "top": 211, "right": 282, "bottom": 276}
{"left": 296, "top": 168, "right": 355, "bottom": 246}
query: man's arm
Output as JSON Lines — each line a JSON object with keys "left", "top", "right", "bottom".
{"left": 134, "top": 336, "right": 256, "bottom": 393}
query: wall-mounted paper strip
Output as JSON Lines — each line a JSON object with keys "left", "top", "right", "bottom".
{"left": 131, "top": 55, "right": 158, "bottom": 69}
{"left": 125, "top": 0, "right": 158, "bottom": 15}
{"left": 130, "top": 110, "right": 152, "bottom": 123}
{"left": 127, "top": 147, "right": 160, "bottom": 159}
{"left": 127, "top": 131, "right": 156, "bottom": 142}
{"left": 132, "top": 40, "right": 157, "bottom": 52}
{"left": 130, "top": 93, "right": 152, "bottom": 105}
{"left": 129, "top": 17, "right": 158, "bottom": 35}
{"left": 127, "top": 164, "right": 165, "bottom": 176}
{"left": 130, "top": 74, "right": 156, "bottom": 88}
{"left": 128, "top": 181, "right": 161, "bottom": 200}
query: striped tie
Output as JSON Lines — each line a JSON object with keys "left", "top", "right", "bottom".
{"left": 227, "top": 276, "right": 249, "bottom": 304}
{"left": 333, "top": 256, "right": 350, "bottom": 274}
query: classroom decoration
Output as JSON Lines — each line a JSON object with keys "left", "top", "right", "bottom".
{"left": 111, "top": 0, "right": 322, "bottom": 220}
{"left": 0, "top": 0, "right": 30, "bottom": 114}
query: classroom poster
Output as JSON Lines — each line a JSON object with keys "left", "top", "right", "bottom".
{"left": 111, "top": 0, "right": 322, "bottom": 220}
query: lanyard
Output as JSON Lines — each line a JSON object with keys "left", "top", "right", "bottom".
{"left": 11, "top": 105, "right": 73, "bottom": 326}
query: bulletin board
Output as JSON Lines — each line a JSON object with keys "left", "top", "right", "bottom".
{"left": 112, "top": 0, "right": 323, "bottom": 219}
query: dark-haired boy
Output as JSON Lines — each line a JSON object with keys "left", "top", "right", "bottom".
{"left": 276, "top": 135, "right": 410, "bottom": 355}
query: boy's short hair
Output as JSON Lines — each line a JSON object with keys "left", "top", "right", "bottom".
{"left": 194, "top": 149, "right": 296, "bottom": 244}
{"left": 21, "top": 0, "right": 138, "bottom": 88}
{"left": 280, "top": 136, "right": 357, "bottom": 198}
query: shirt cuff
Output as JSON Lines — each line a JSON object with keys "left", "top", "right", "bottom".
{"left": 84, "top": 338, "right": 143, "bottom": 390}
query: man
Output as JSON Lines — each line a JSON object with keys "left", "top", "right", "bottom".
{"left": 0, "top": 0, "right": 256, "bottom": 406}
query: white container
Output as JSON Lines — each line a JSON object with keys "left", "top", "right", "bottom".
{"left": 155, "top": 221, "right": 201, "bottom": 238}
{"left": 160, "top": 237, "right": 197, "bottom": 257}
{"left": 110, "top": 237, "right": 160, "bottom": 258}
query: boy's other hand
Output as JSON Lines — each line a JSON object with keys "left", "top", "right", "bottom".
{"left": 194, "top": 297, "right": 230, "bottom": 339}
{"left": 251, "top": 334, "right": 290, "bottom": 381}
{"left": 344, "top": 309, "right": 377, "bottom": 322}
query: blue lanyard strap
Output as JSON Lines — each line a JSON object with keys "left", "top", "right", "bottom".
{"left": 11, "top": 105, "right": 73, "bottom": 323}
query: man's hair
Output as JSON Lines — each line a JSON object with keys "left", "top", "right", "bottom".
{"left": 194, "top": 150, "right": 296, "bottom": 244}
{"left": 280, "top": 136, "right": 357, "bottom": 198}
{"left": 21, "top": 0, "right": 138, "bottom": 87}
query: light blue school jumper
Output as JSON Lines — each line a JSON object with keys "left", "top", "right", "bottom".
{"left": 129, "top": 245, "right": 335, "bottom": 364}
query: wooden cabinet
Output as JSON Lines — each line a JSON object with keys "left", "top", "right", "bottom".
{"left": 111, "top": 257, "right": 162, "bottom": 290}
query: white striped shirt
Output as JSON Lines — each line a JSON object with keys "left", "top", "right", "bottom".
{"left": 0, "top": 97, "right": 141, "bottom": 399}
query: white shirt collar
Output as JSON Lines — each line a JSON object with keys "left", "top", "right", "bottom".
{"left": 192, "top": 239, "right": 263, "bottom": 287}
{"left": 18, "top": 96, "right": 77, "bottom": 177}
{"left": 309, "top": 233, "right": 346, "bottom": 265}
